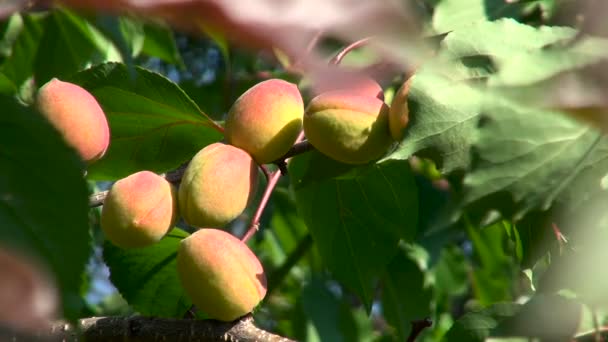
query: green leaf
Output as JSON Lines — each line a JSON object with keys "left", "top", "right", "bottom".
{"left": 103, "top": 228, "right": 191, "bottom": 317}
{"left": 34, "top": 8, "right": 122, "bottom": 85}
{"left": 433, "top": 245, "right": 468, "bottom": 298}
{"left": 489, "top": 37, "right": 608, "bottom": 86}
{"left": 141, "top": 22, "right": 183, "bottom": 66}
{"left": 493, "top": 294, "right": 582, "bottom": 340}
{"left": 439, "top": 19, "right": 575, "bottom": 79}
{"left": 290, "top": 151, "right": 418, "bottom": 311}
{"left": 0, "top": 13, "right": 24, "bottom": 58}
{"left": 382, "top": 68, "right": 483, "bottom": 173}
{"left": 0, "top": 96, "right": 90, "bottom": 320}
{"left": 382, "top": 245, "right": 433, "bottom": 341}
{"left": 433, "top": 0, "right": 550, "bottom": 32}
{"left": 300, "top": 278, "right": 374, "bottom": 342}
{"left": 467, "top": 221, "right": 517, "bottom": 306}
{"left": 462, "top": 100, "right": 604, "bottom": 222}
{"left": 69, "top": 62, "right": 223, "bottom": 180}
{"left": 442, "top": 303, "right": 520, "bottom": 342}
{"left": 1, "top": 13, "right": 45, "bottom": 88}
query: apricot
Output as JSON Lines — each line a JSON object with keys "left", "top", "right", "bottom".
{"left": 312, "top": 74, "right": 384, "bottom": 100}
{"left": 225, "top": 79, "right": 304, "bottom": 164}
{"left": 389, "top": 76, "right": 412, "bottom": 140}
{"left": 178, "top": 143, "right": 258, "bottom": 228}
{"left": 101, "top": 171, "right": 178, "bottom": 249}
{"left": 303, "top": 91, "right": 393, "bottom": 164}
{"left": 177, "top": 229, "right": 267, "bottom": 321}
{"left": 36, "top": 78, "right": 110, "bottom": 163}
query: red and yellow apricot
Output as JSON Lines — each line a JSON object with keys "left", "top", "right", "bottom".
{"left": 101, "top": 171, "right": 178, "bottom": 249}
{"left": 389, "top": 76, "right": 412, "bottom": 140}
{"left": 36, "top": 78, "right": 110, "bottom": 163}
{"left": 177, "top": 229, "right": 267, "bottom": 321}
{"left": 178, "top": 143, "right": 258, "bottom": 228}
{"left": 224, "top": 79, "right": 304, "bottom": 164}
{"left": 304, "top": 91, "right": 393, "bottom": 164}
{"left": 312, "top": 74, "right": 384, "bottom": 100}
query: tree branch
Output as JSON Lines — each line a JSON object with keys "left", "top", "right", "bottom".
{"left": 4, "top": 314, "right": 294, "bottom": 342}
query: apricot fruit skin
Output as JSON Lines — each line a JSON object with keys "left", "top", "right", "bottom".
{"left": 303, "top": 91, "right": 393, "bottom": 164}
{"left": 225, "top": 79, "right": 304, "bottom": 164}
{"left": 177, "top": 229, "right": 267, "bottom": 321}
{"left": 178, "top": 143, "right": 258, "bottom": 228}
{"left": 312, "top": 74, "right": 384, "bottom": 100}
{"left": 36, "top": 78, "right": 110, "bottom": 163}
{"left": 101, "top": 171, "right": 178, "bottom": 249}
{"left": 389, "top": 76, "right": 412, "bottom": 140}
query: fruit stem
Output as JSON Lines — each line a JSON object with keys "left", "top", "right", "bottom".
{"left": 242, "top": 131, "right": 308, "bottom": 243}
{"left": 329, "top": 37, "right": 373, "bottom": 65}
{"left": 241, "top": 169, "right": 282, "bottom": 243}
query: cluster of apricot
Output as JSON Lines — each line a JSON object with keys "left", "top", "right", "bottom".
{"left": 35, "top": 73, "right": 411, "bottom": 321}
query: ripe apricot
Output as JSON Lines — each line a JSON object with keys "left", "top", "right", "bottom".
{"left": 178, "top": 143, "right": 258, "bottom": 228}
{"left": 225, "top": 79, "right": 304, "bottom": 164}
{"left": 101, "top": 171, "right": 178, "bottom": 249}
{"left": 36, "top": 78, "right": 110, "bottom": 163}
{"left": 177, "top": 229, "right": 267, "bottom": 321}
{"left": 304, "top": 91, "right": 392, "bottom": 164}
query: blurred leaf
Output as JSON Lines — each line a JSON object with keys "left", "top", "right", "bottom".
{"left": 433, "top": 0, "right": 550, "bottom": 32}
{"left": 442, "top": 303, "right": 520, "bottom": 342}
{"left": 1, "top": 13, "right": 45, "bottom": 89}
{"left": 69, "top": 62, "right": 223, "bottom": 180}
{"left": 382, "top": 245, "right": 433, "bottom": 341}
{"left": 467, "top": 221, "right": 517, "bottom": 306}
{"left": 0, "top": 71, "right": 15, "bottom": 94}
{"left": 142, "top": 22, "right": 183, "bottom": 66}
{"left": 439, "top": 19, "right": 575, "bottom": 80}
{"left": 34, "top": 8, "right": 122, "bottom": 85}
{"left": 103, "top": 228, "right": 191, "bottom": 317}
{"left": 0, "top": 96, "right": 90, "bottom": 320}
{"left": 433, "top": 245, "right": 468, "bottom": 298}
{"left": 0, "top": 13, "right": 23, "bottom": 58}
{"left": 489, "top": 36, "right": 608, "bottom": 86}
{"left": 290, "top": 151, "right": 418, "bottom": 311}
{"left": 493, "top": 294, "right": 581, "bottom": 340}
{"left": 300, "top": 278, "right": 374, "bottom": 342}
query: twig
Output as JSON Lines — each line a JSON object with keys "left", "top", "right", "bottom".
{"left": 3, "top": 314, "right": 294, "bottom": 342}
{"left": 271, "top": 140, "right": 313, "bottom": 164}
{"left": 329, "top": 37, "right": 373, "bottom": 65}
{"left": 406, "top": 318, "right": 432, "bottom": 342}
{"left": 241, "top": 132, "right": 308, "bottom": 242}
{"left": 88, "top": 162, "right": 189, "bottom": 208}
{"left": 241, "top": 170, "right": 282, "bottom": 243}
{"left": 267, "top": 234, "right": 313, "bottom": 295}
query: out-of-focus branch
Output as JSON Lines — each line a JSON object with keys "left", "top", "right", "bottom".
{"left": 3, "top": 314, "right": 294, "bottom": 342}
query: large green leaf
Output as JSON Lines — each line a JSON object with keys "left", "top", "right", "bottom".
{"left": 69, "top": 62, "right": 223, "bottom": 180}
{"left": 382, "top": 245, "right": 433, "bottom": 341}
{"left": 462, "top": 100, "right": 604, "bottom": 222}
{"left": 433, "top": 0, "right": 552, "bottom": 32}
{"left": 382, "top": 68, "right": 483, "bottom": 174}
{"left": 103, "top": 228, "right": 191, "bottom": 317}
{"left": 34, "top": 8, "right": 122, "bottom": 85}
{"left": 290, "top": 151, "right": 418, "bottom": 311}
{"left": 0, "top": 96, "right": 91, "bottom": 320}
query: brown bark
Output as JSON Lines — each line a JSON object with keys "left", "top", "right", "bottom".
{"left": 5, "top": 314, "right": 295, "bottom": 342}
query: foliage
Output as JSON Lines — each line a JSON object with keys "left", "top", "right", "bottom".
{"left": 2, "top": 0, "right": 608, "bottom": 340}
